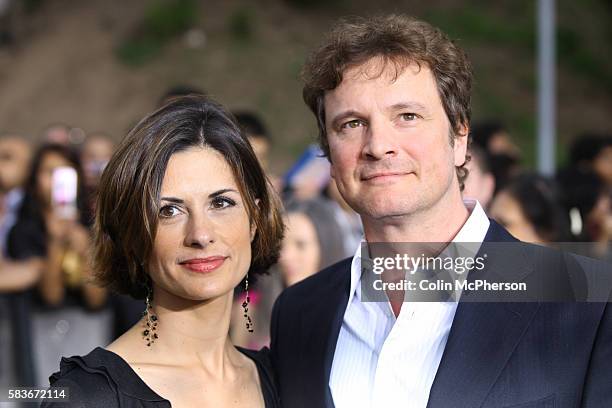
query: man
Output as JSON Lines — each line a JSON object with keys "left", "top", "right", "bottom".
{"left": 270, "top": 15, "right": 612, "bottom": 408}
{"left": 80, "top": 132, "right": 115, "bottom": 191}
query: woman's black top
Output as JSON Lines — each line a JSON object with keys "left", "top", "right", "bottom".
{"left": 41, "top": 347, "right": 279, "bottom": 407}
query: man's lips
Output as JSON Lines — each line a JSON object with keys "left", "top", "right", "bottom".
{"left": 361, "top": 171, "right": 411, "bottom": 181}
{"left": 179, "top": 256, "right": 227, "bottom": 273}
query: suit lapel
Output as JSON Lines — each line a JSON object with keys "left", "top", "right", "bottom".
{"left": 427, "top": 221, "right": 541, "bottom": 408}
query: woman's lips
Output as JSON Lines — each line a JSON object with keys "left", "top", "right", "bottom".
{"left": 179, "top": 256, "right": 227, "bottom": 273}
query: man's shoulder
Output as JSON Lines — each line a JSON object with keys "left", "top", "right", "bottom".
{"left": 483, "top": 225, "right": 612, "bottom": 302}
{"left": 277, "top": 257, "right": 352, "bottom": 306}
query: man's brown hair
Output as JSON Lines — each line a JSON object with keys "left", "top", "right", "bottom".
{"left": 302, "top": 14, "right": 473, "bottom": 188}
{"left": 93, "top": 96, "right": 284, "bottom": 299}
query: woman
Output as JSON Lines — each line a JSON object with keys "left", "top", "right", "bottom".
{"left": 278, "top": 198, "right": 347, "bottom": 287}
{"left": 489, "top": 173, "right": 570, "bottom": 244}
{"left": 6, "top": 143, "right": 108, "bottom": 386}
{"left": 44, "top": 96, "right": 284, "bottom": 407}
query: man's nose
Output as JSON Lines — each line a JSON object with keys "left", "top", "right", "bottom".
{"left": 184, "top": 213, "right": 215, "bottom": 248}
{"left": 362, "top": 119, "right": 398, "bottom": 160}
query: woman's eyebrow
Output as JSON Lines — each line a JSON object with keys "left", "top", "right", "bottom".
{"left": 160, "top": 189, "right": 239, "bottom": 203}
{"left": 208, "top": 188, "right": 238, "bottom": 198}
{"left": 160, "top": 197, "right": 184, "bottom": 203}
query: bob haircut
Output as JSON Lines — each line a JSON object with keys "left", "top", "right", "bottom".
{"left": 93, "top": 95, "right": 284, "bottom": 299}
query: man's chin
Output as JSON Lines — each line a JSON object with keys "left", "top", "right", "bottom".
{"left": 358, "top": 203, "right": 420, "bottom": 221}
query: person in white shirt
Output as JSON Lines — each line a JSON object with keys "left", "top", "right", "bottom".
{"left": 270, "top": 14, "right": 612, "bottom": 408}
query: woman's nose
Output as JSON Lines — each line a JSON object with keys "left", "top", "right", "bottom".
{"left": 184, "top": 214, "right": 215, "bottom": 248}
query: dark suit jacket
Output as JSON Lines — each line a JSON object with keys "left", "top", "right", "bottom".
{"left": 270, "top": 221, "right": 612, "bottom": 408}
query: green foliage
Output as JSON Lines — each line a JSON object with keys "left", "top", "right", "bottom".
{"left": 283, "top": 0, "right": 339, "bottom": 9}
{"left": 426, "top": 9, "right": 535, "bottom": 51}
{"left": 228, "top": 8, "right": 254, "bottom": 43}
{"left": 116, "top": 0, "right": 197, "bottom": 66}
{"left": 557, "top": 26, "right": 612, "bottom": 92}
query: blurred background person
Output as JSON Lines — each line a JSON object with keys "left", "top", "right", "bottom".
{"left": 79, "top": 132, "right": 115, "bottom": 222}
{"left": 489, "top": 173, "right": 570, "bottom": 245}
{"left": 79, "top": 132, "right": 141, "bottom": 340}
{"left": 282, "top": 145, "right": 331, "bottom": 201}
{"left": 567, "top": 133, "right": 612, "bottom": 189}
{"left": 0, "top": 134, "right": 36, "bottom": 393}
{"left": 233, "top": 110, "right": 282, "bottom": 191}
{"left": 232, "top": 197, "right": 347, "bottom": 349}
{"left": 42, "top": 123, "right": 72, "bottom": 146}
{"left": 0, "top": 135, "right": 31, "bottom": 256}
{"left": 323, "top": 179, "right": 363, "bottom": 256}
{"left": 6, "top": 143, "right": 109, "bottom": 386}
{"left": 279, "top": 198, "right": 347, "bottom": 287}
{"left": 0, "top": 134, "right": 38, "bottom": 291}
{"left": 462, "top": 145, "right": 496, "bottom": 210}
{"left": 80, "top": 132, "right": 115, "bottom": 194}
{"left": 471, "top": 120, "right": 522, "bottom": 193}
{"left": 557, "top": 168, "right": 611, "bottom": 259}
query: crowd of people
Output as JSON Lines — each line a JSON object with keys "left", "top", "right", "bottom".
{"left": 1, "top": 90, "right": 610, "bottom": 392}
{"left": 0, "top": 15, "right": 611, "bottom": 407}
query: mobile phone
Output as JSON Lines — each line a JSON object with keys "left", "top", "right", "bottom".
{"left": 51, "top": 167, "right": 78, "bottom": 219}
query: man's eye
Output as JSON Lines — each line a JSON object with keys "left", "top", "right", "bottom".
{"left": 159, "top": 205, "right": 181, "bottom": 218}
{"left": 341, "top": 120, "right": 364, "bottom": 130}
{"left": 401, "top": 113, "right": 418, "bottom": 121}
{"left": 211, "top": 196, "right": 236, "bottom": 210}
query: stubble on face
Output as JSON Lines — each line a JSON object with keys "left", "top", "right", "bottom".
{"left": 324, "top": 58, "right": 466, "bottom": 227}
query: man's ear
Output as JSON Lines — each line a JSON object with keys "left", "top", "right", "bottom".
{"left": 454, "top": 123, "right": 469, "bottom": 167}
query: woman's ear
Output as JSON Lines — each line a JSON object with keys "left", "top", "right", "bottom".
{"left": 250, "top": 199, "right": 260, "bottom": 242}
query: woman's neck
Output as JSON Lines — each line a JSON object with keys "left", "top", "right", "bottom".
{"left": 113, "top": 288, "right": 241, "bottom": 373}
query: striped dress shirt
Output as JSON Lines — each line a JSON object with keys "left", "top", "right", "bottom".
{"left": 329, "top": 200, "right": 490, "bottom": 408}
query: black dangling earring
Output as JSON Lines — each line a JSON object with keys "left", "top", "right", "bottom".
{"left": 242, "top": 274, "right": 253, "bottom": 333}
{"left": 143, "top": 285, "right": 159, "bottom": 346}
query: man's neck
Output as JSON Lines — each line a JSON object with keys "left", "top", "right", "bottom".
{"left": 363, "top": 196, "right": 470, "bottom": 244}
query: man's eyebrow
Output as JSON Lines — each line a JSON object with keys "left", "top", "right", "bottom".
{"left": 388, "top": 102, "right": 428, "bottom": 112}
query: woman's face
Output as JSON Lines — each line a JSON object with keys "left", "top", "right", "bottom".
{"left": 489, "top": 190, "right": 546, "bottom": 244}
{"left": 148, "top": 146, "right": 254, "bottom": 302}
{"left": 278, "top": 212, "right": 321, "bottom": 287}
{"left": 36, "top": 151, "right": 74, "bottom": 207}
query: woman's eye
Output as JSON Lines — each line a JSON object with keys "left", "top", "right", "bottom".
{"left": 401, "top": 113, "right": 418, "bottom": 121}
{"left": 211, "top": 196, "right": 236, "bottom": 210}
{"left": 159, "top": 205, "right": 181, "bottom": 218}
{"left": 341, "top": 119, "right": 364, "bottom": 130}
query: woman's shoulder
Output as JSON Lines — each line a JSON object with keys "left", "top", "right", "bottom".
{"left": 236, "top": 346, "right": 280, "bottom": 408}
{"left": 42, "top": 347, "right": 169, "bottom": 408}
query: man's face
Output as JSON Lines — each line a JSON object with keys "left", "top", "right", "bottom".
{"left": 81, "top": 137, "right": 115, "bottom": 188}
{"left": 323, "top": 58, "right": 468, "bottom": 221}
{"left": 0, "top": 138, "right": 32, "bottom": 193}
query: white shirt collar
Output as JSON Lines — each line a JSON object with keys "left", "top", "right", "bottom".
{"left": 348, "top": 199, "right": 490, "bottom": 305}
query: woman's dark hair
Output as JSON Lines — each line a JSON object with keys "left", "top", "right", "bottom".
{"left": 503, "top": 173, "right": 570, "bottom": 242}
{"left": 94, "top": 95, "right": 284, "bottom": 299}
{"left": 16, "top": 143, "right": 87, "bottom": 231}
{"left": 556, "top": 168, "right": 606, "bottom": 241}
